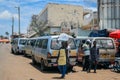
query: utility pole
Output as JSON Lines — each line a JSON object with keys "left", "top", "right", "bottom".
{"left": 15, "top": 6, "right": 20, "bottom": 37}
{"left": 12, "top": 16, "right": 14, "bottom": 35}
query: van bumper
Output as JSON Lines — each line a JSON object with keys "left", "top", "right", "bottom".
{"left": 46, "top": 59, "right": 77, "bottom": 67}
{"left": 19, "top": 50, "right": 25, "bottom": 54}
{"left": 47, "top": 62, "right": 77, "bottom": 67}
{"left": 98, "top": 59, "right": 114, "bottom": 66}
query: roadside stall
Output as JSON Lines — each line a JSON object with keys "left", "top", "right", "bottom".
{"left": 109, "top": 30, "right": 120, "bottom": 50}
{"left": 109, "top": 30, "right": 120, "bottom": 39}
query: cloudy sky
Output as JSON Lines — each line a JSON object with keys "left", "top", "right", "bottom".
{"left": 0, "top": 0, "right": 97, "bottom": 36}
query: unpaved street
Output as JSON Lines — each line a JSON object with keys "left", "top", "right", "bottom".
{"left": 0, "top": 44, "right": 120, "bottom": 80}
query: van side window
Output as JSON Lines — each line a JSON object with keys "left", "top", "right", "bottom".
{"left": 14, "top": 40, "right": 17, "bottom": 44}
{"left": 51, "top": 38, "right": 61, "bottom": 50}
{"left": 42, "top": 39, "right": 48, "bottom": 49}
{"left": 35, "top": 39, "right": 40, "bottom": 47}
{"left": 38, "top": 39, "right": 42, "bottom": 48}
{"left": 31, "top": 40, "right": 36, "bottom": 47}
{"left": 27, "top": 40, "right": 30, "bottom": 45}
{"left": 96, "top": 39, "right": 114, "bottom": 49}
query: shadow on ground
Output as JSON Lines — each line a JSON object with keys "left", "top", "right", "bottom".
{"left": 29, "top": 62, "right": 59, "bottom": 74}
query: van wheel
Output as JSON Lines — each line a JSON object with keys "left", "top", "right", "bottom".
{"left": 68, "top": 66, "right": 73, "bottom": 72}
{"left": 15, "top": 49, "right": 19, "bottom": 55}
{"left": 40, "top": 60, "right": 45, "bottom": 71}
{"left": 32, "top": 56, "right": 37, "bottom": 65}
{"left": 24, "top": 52, "right": 27, "bottom": 57}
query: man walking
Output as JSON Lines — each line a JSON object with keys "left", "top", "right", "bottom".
{"left": 57, "top": 41, "right": 68, "bottom": 79}
{"left": 87, "top": 40, "right": 99, "bottom": 73}
{"left": 82, "top": 39, "right": 91, "bottom": 71}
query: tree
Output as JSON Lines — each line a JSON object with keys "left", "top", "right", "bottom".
{"left": 0, "top": 35, "right": 4, "bottom": 39}
{"left": 5, "top": 32, "right": 9, "bottom": 39}
{"left": 30, "top": 15, "right": 44, "bottom": 36}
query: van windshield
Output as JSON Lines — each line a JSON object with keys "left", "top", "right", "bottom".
{"left": 19, "top": 39, "right": 26, "bottom": 45}
{"left": 51, "top": 38, "right": 76, "bottom": 50}
{"left": 96, "top": 39, "right": 114, "bottom": 49}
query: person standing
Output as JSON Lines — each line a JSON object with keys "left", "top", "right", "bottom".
{"left": 87, "top": 40, "right": 99, "bottom": 73}
{"left": 57, "top": 41, "right": 68, "bottom": 79}
{"left": 116, "top": 43, "right": 120, "bottom": 57}
{"left": 82, "top": 39, "right": 91, "bottom": 71}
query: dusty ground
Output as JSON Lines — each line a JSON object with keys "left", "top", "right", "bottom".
{"left": 0, "top": 43, "right": 120, "bottom": 80}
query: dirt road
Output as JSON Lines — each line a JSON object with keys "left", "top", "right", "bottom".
{"left": 0, "top": 44, "right": 120, "bottom": 80}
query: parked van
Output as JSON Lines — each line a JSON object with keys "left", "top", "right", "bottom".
{"left": 24, "top": 38, "right": 37, "bottom": 56}
{"left": 32, "top": 35, "right": 77, "bottom": 71}
{"left": 11, "top": 38, "right": 27, "bottom": 54}
{"left": 75, "top": 37, "right": 116, "bottom": 67}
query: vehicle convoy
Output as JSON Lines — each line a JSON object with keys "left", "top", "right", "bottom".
{"left": 75, "top": 37, "right": 116, "bottom": 67}
{"left": 31, "top": 35, "right": 77, "bottom": 71}
{"left": 11, "top": 38, "right": 27, "bottom": 54}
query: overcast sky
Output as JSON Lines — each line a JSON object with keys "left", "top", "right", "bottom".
{"left": 0, "top": 0, "right": 97, "bottom": 36}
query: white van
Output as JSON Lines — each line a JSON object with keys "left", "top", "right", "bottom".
{"left": 75, "top": 37, "right": 116, "bottom": 67}
{"left": 11, "top": 38, "right": 27, "bottom": 54}
{"left": 31, "top": 35, "right": 77, "bottom": 71}
{"left": 24, "top": 38, "right": 37, "bottom": 56}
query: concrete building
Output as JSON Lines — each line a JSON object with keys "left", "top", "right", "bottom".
{"left": 32, "top": 3, "right": 83, "bottom": 36}
{"left": 28, "top": 3, "right": 98, "bottom": 37}
{"left": 27, "top": 15, "right": 38, "bottom": 37}
{"left": 83, "top": 11, "right": 98, "bottom": 30}
{"left": 98, "top": 0, "right": 120, "bottom": 30}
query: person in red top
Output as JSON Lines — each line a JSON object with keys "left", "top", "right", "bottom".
{"left": 116, "top": 42, "right": 120, "bottom": 57}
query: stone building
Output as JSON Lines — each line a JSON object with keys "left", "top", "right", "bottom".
{"left": 28, "top": 3, "right": 98, "bottom": 37}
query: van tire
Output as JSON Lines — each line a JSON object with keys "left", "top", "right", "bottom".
{"left": 32, "top": 56, "right": 37, "bottom": 65}
{"left": 15, "top": 49, "right": 19, "bottom": 55}
{"left": 16, "top": 51, "right": 19, "bottom": 55}
{"left": 40, "top": 60, "right": 45, "bottom": 71}
{"left": 24, "top": 52, "right": 27, "bottom": 57}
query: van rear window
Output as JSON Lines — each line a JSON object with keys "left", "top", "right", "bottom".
{"left": 96, "top": 39, "right": 114, "bottom": 49}
{"left": 51, "top": 38, "right": 76, "bottom": 50}
{"left": 51, "top": 39, "right": 60, "bottom": 50}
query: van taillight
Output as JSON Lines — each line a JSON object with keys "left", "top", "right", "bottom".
{"left": 47, "top": 52, "right": 51, "bottom": 58}
{"left": 111, "top": 61, "right": 115, "bottom": 64}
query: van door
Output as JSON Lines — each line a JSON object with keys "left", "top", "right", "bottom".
{"left": 34, "top": 39, "right": 41, "bottom": 62}
{"left": 25, "top": 40, "right": 30, "bottom": 54}
{"left": 40, "top": 39, "right": 48, "bottom": 59}
{"left": 67, "top": 38, "right": 77, "bottom": 66}
{"left": 30, "top": 39, "right": 36, "bottom": 55}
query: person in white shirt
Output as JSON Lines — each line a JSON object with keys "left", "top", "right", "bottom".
{"left": 82, "top": 39, "right": 91, "bottom": 71}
